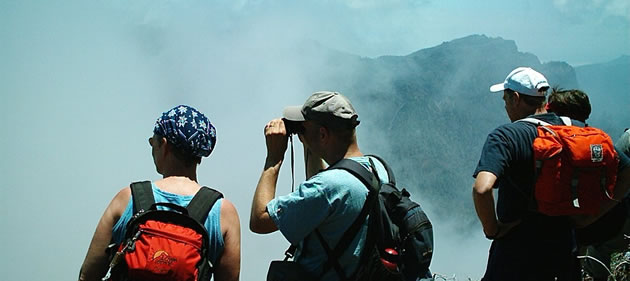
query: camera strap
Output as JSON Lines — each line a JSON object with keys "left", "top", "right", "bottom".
{"left": 290, "top": 135, "right": 296, "bottom": 192}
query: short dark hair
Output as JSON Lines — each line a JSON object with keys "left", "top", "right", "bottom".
{"left": 312, "top": 120, "right": 356, "bottom": 146}
{"left": 155, "top": 134, "right": 202, "bottom": 167}
{"left": 505, "top": 89, "right": 546, "bottom": 108}
{"left": 547, "top": 88, "right": 591, "bottom": 122}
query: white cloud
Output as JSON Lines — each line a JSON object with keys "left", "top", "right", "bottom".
{"left": 552, "top": 0, "right": 630, "bottom": 20}
{"left": 344, "top": 0, "right": 405, "bottom": 9}
{"left": 604, "top": 0, "right": 630, "bottom": 19}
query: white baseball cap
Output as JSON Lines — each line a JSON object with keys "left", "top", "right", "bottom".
{"left": 490, "top": 67, "right": 550, "bottom": 96}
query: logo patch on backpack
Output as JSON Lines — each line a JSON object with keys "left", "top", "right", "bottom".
{"left": 591, "top": 144, "right": 603, "bottom": 162}
{"left": 147, "top": 250, "right": 178, "bottom": 274}
{"left": 151, "top": 250, "right": 177, "bottom": 265}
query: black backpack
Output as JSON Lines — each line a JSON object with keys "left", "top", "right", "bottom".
{"left": 320, "top": 155, "right": 434, "bottom": 281}
{"left": 103, "top": 181, "right": 223, "bottom": 281}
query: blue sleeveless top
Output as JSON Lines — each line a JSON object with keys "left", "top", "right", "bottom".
{"left": 112, "top": 183, "right": 225, "bottom": 264}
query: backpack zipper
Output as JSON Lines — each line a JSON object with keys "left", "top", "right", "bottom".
{"left": 139, "top": 228, "right": 202, "bottom": 251}
{"left": 403, "top": 219, "right": 432, "bottom": 241}
{"left": 400, "top": 219, "right": 433, "bottom": 256}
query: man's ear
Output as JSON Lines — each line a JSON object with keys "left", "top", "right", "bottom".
{"left": 512, "top": 91, "right": 521, "bottom": 105}
{"left": 319, "top": 126, "right": 329, "bottom": 143}
{"left": 160, "top": 137, "right": 170, "bottom": 155}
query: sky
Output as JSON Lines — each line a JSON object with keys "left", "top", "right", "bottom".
{"left": 1, "top": 0, "right": 629, "bottom": 280}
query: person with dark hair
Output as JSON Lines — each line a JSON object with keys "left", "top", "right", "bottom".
{"left": 472, "top": 67, "right": 630, "bottom": 280}
{"left": 546, "top": 88, "right": 592, "bottom": 123}
{"left": 544, "top": 87, "right": 630, "bottom": 280}
{"left": 581, "top": 128, "right": 630, "bottom": 281}
{"left": 79, "top": 105, "right": 241, "bottom": 281}
{"left": 250, "top": 91, "right": 406, "bottom": 280}
{"left": 544, "top": 88, "right": 626, "bottom": 280}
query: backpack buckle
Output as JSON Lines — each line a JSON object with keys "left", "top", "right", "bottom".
{"left": 284, "top": 245, "right": 297, "bottom": 261}
{"left": 284, "top": 250, "right": 294, "bottom": 259}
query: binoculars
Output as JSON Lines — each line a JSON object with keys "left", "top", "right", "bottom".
{"left": 283, "top": 119, "right": 305, "bottom": 135}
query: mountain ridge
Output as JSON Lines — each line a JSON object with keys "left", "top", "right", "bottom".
{"left": 298, "top": 34, "right": 626, "bottom": 232}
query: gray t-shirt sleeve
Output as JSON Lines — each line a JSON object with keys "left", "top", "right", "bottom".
{"left": 616, "top": 129, "right": 630, "bottom": 170}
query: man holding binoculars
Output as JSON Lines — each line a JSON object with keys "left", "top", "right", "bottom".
{"left": 249, "top": 91, "right": 390, "bottom": 280}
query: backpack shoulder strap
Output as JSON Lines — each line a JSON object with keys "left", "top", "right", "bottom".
{"left": 559, "top": 116, "right": 572, "bottom": 126}
{"left": 366, "top": 154, "right": 396, "bottom": 185}
{"left": 130, "top": 181, "right": 155, "bottom": 213}
{"left": 319, "top": 159, "right": 380, "bottom": 279}
{"left": 187, "top": 187, "right": 224, "bottom": 224}
{"left": 518, "top": 117, "right": 551, "bottom": 127}
{"left": 330, "top": 158, "right": 379, "bottom": 192}
{"left": 519, "top": 116, "right": 573, "bottom": 126}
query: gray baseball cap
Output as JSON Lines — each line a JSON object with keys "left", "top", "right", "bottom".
{"left": 283, "top": 91, "right": 360, "bottom": 128}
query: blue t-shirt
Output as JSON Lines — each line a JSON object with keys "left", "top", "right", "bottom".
{"left": 267, "top": 156, "right": 389, "bottom": 281}
{"left": 112, "top": 184, "right": 225, "bottom": 266}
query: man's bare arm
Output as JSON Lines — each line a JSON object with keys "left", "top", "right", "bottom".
{"left": 250, "top": 119, "right": 286, "bottom": 234}
{"left": 473, "top": 172, "right": 500, "bottom": 238}
{"left": 79, "top": 187, "right": 130, "bottom": 281}
{"left": 250, "top": 160, "right": 282, "bottom": 234}
{"left": 214, "top": 199, "right": 241, "bottom": 281}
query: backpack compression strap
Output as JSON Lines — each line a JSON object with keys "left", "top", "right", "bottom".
{"left": 130, "top": 181, "right": 155, "bottom": 213}
{"left": 187, "top": 187, "right": 223, "bottom": 224}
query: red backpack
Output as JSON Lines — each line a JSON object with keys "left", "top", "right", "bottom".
{"left": 520, "top": 117, "right": 619, "bottom": 216}
{"left": 103, "top": 181, "right": 223, "bottom": 281}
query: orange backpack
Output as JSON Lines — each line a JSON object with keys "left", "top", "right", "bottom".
{"left": 520, "top": 117, "right": 619, "bottom": 216}
{"left": 103, "top": 181, "right": 223, "bottom": 281}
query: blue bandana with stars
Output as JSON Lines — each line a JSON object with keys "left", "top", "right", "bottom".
{"left": 153, "top": 105, "right": 216, "bottom": 158}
